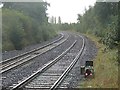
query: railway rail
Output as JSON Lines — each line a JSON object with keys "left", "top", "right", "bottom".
{"left": 1, "top": 33, "right": 64, "bottom": 64}
{"left": 2, "top": 32, "right": 76, "bottom": 90}
{"left": 1, "top": 33, "right": 69, "bottom": 73}
{"left": 11, "top": 35, "right": 85, "bottom": 90}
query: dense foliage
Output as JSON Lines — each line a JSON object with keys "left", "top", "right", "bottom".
{"left": 58, "top": 2, "right": 119, "bottom": 50}
{"left": 2, "top": 2, "right": 56, "bottom": 51}
{"left": 79, "top": 2, "right": 119, "bottom": 87}
{"left": 76, "top": 2, "right": 118, "bottom": 49}
{"left": 56, "top": 2, "right": 119, "bottom": 63}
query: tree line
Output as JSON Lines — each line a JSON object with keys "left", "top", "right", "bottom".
{"left": 49, "top": 16, "right": 61, "bottom": 24}
{"left": 57, "top": 2, "right": 119, "bottom": 63}
{"left": 2, "top": 2, "right": 57, "bottom": 51}
{"left": 76, "top": 2, "right": 119, "bottom": 49}
{"left": 58, "top": 2, "right": 119, "bottom": 49}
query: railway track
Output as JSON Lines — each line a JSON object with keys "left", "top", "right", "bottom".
{"left": 1, "top": 33, "right": 69, "bottom": 73}
{"left": 11, "top": 35, "right": 85, "bottom": 90}
{"left": 1, "top": 33, "right": 64, "bottom": 63}
{"left": 2, "top": 32, "right": 76, "bottom": 90}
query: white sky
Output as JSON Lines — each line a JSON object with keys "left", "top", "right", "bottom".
{"left": 46, "top": 0, "right": 96, "bottom": 23}
{"left": 0, "top": 0, "right": 97, "bottom": 23}
{"left": 0, "top": 3, "right": 3, "bottom": 8}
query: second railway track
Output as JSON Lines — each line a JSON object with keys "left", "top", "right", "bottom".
{"left": 2, "top": 33, "right": 64, "bottom": 62}
{"left": 1, "top": 33, "right": 64, "bottom": 66}
{"left": 1, "top": 33, "right": 69, "bottom": 73}
{"left": 11, "top": 35, "right": 85, "bottom": 90}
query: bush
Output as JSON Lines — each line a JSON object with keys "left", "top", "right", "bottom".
{"left": 2, "top": 7, "right": 57, "bottom": 51}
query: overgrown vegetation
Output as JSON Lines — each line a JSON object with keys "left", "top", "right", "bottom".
{"left": 76, "top": 2, "right": 119, "bottom": 64}
{"left": 76, "top": 2, "right": 118, "bottom": 49}
{"left": 77, "top": 2, "right": 119, "bottom": 88}
{"left": 2, "top": 2, "right": 57, "bottom": 51}
{"left": 78, "top": 34, "right": 118, "bottom": 88}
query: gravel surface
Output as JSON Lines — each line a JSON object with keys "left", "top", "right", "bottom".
{"left": 2, "top": 34, "right": 62, "bottom": 60}
{"left": 24, "top": 36, "right": 83, "bottom": 89}
{"left": 2, "top": 32, "right": 76, "bottom": 89}
{"left": 2, "top": 32, "right": 98, "bottom": 90}
{"left": 59, "top": 35, "right": 98, "bottom": 88}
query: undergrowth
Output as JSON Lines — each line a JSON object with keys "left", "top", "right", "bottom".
{"left": 79, "top": 34, "right": 118, "bottom": 88}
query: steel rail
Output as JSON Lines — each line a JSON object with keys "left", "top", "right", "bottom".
{"left": 11, "top": 40, "right": 77, "bottom": 90}
{"left": 1, "top": 33, "right": 64, "bottom": 65}
{"left": 50, "top": 35, "right": 85, "bottom": 90}
{"left": 1, "top": 35, "right": 69, "bottom": 73}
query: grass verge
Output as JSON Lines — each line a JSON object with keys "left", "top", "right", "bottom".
{"left": 78, "top": 34, "right": 118, "bottom": 88}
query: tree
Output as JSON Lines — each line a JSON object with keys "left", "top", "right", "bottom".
{"left": 76, "top": 2, "right": 118, "bottom": 49}
{"left": 58, "top": 16, "right": 61, "bottom": 24}
{"left": 50, "top": 16, "right": 56, "bottom": 24}
{"left": 77, "top": 14, "right": 82, "bottom": 23}
{"left": 2, "top": 2, "right": 57, "bottom": 51}
{"left": 54, "top": 17, "right": 56, "bottom": 24}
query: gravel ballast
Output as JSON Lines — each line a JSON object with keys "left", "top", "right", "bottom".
{"left": 2, "top": 34, "right": 62, "bottom": 60}
{"left": 59, "top": 35, "right": 98, "bottom": 88}
{"left": 2, "top": 32, "right": 76, "bottom": 89}
{"left": 2, "top": 32, "right": 98, "bottom": 89}
{"left": 24, "top": 35, "right": 83, "bottom": 89}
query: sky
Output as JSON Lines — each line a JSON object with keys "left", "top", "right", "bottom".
{"left": 0, "top": 3, "right": 3, "bottom": 8}
{"left": 0, "top": 0, "right": 96, "bottom": 23}
{"left": 46, "top": 0, "right": 96, "bottom": 23}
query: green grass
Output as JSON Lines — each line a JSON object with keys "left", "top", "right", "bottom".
{"left": 78, "top": 34, "right": 118, "bottom": 88}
